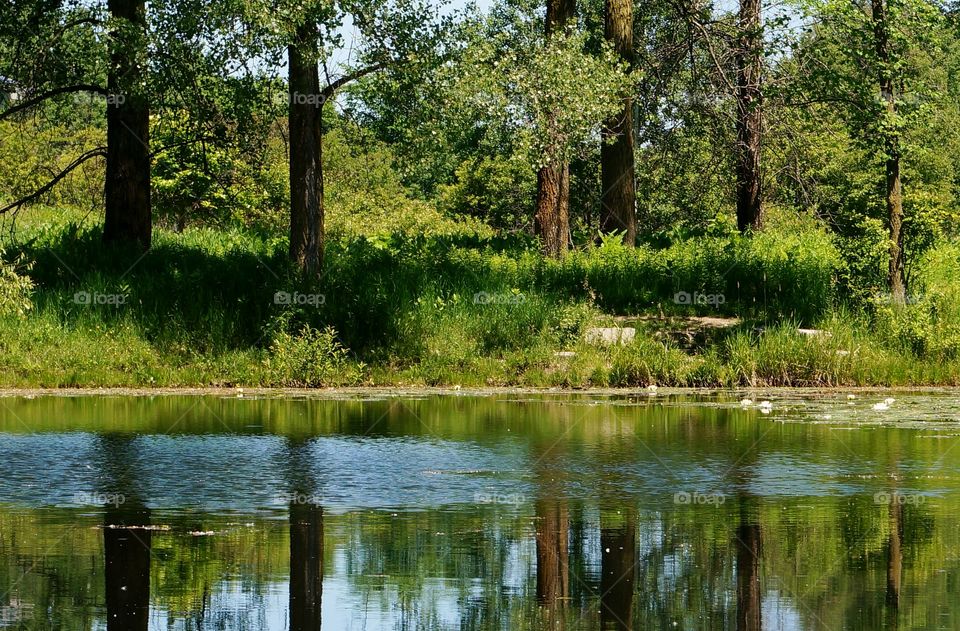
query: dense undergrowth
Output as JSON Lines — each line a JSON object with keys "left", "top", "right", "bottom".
{"left": 1, "top": 206, "right": 960, "bottom": 388}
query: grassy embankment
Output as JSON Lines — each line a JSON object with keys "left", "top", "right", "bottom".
{"left": 2, "top": 206, "right": 960, "bottom": 387}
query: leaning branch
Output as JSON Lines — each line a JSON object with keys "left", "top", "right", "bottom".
{"left": 0, "top": 84, "right": 109, "bottom": 121}
{"left": 320, "top": 63, "right": 386, "bottom": 99}
{"left": 688, "top": 17, "right": 736, "bottom": 93}
{"left": 0, "top": 147, "right": 107, "bottom": 215}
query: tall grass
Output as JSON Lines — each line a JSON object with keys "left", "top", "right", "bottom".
{"left": 2, "top": 207, "right": 959, "bottom": 387}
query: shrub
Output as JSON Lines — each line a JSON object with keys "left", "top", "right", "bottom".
{"left": 0, "top": 248, "right": 34, "bottom": 317}
{"left": 266, "top": 324, "right": 362, "bottom": 387}
{"left": 869, "top": 241, "right": 960, "bottom": 359}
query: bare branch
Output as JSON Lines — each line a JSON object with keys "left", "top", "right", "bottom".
{"left": 688, "top": 17, "right": 737, "bottom": 93}
{"left": 320, "top": 63, "right": 387, "bottom": 99}
{"left": 0, "top": 84, "right": 109, "bottom": 121}
{"left": 0, "top": 147, "right": 107, "bottom": 215}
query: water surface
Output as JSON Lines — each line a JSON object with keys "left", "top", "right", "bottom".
{"left": 0, "top": 391, "right": 958, "bottom": 629}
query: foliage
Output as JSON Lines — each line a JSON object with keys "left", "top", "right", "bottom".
{"left": 436, "top": 153, "right": 537, "bottom": 233}
{"left": 322, "top": 127, "right": 493, "bottom": 240}
{"left": 780, "top": 0, "right": 960, "bottom": 279}
{"left": 266, "top": 321, "right": 362, "bottom": 386}
{"left": 152, "top": 113, "right": 273, "bottom": 230}
{"left": 869, "top": 241, "right": 960, "bottom": 358}
{"left": 0, "top": 119, "right": 105, "bottom": 213}
{"left": 5, "top": 0, "right": 960, "bottom": 388}
{"left": 446, "top": 24, "right": 634, "bottom": 170}
{"left": 0, "top": 247, "right": 33, "bottom": 317}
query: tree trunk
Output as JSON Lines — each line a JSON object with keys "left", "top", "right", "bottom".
{"left": 104, "top": 505, "right": 151, "bottom": 631}
{"left": 535, "top": 497, "right": 570, "bottom": 626}
{"left": 536, "top": 163, "right": 570, "bottom": 258}
{"left": 545, "top": 0, "right": 576, "bottom": 37}
{"left": 871, "top": 0, "right": 906, "bottom": 304}
{"left": 600, "top": 516, "right": 636, "bottom": 630}
{"left": 103, "top": 0, "right": 151, "bottom": 250}
{"left": 735, "top": 501, "right": 762, "bottom": 631}
{"left": 600, "top": 0, "right": 636, "bottom": 245}
{"left": 536, "top": 0, "right": 576, "bottom": 258}
{"left": 288, "top": 22, "right": 324, "bottom": 275}
{"left": 290, "top": 502, "right": 324, "bottom": 631}
{"left": 735, "top": 0, "right": 762, "bottom": 233}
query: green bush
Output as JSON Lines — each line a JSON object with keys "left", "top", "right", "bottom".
{"left": 0, "top": 247, "right": 34, "bottom": 317}
{"left": 869, "top": 241, "right": 960, "bottom": 359}
{"left": 266, "top": 323, "right": 362, "bottom": 387}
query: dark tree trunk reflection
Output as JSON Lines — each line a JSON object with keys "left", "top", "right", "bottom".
{"left": 536, "top": 498, "right": 570, "bottom": 608}
{"left": 98, "top": 435, "right": 151, "bottom": 631}
{"left": 735, "top": 499, "right": 762, "bottom": 631}
{"left": 290, "top": 502, "right": 324, "bottom": 631}
{"left": 104, "top": 506, "right": 152, "bottom": 631}
{"left": 600, "top": 513, "right": 636, "bottom": 630}
{"left": 284, "top": 437, "right": 324, "bottom": 631}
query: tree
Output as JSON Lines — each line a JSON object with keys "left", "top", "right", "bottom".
{"left": 789, "top": 0, "right": 949, "bottom": 303}
{"left": 103, "top": 0, "right": 151, "bottom": 249}
{"left": 0, "top": 0, "right": 152, "bottom": 248}
{"left": 232, "top": 0, "right": 443, "bottom": 273}
{"left": 599, "top": 0, "right": 636, "bottom": 244}
{"left": 440, "top": 6, "right": 631, "bottom": 254}
{"left": 536, "top": 0, "right": 577, "bottom": 257}
{"left": 870, "top": 0, "right": 905, "bottom": 303}
{"left": 287, "top": 21, "right": 324, "bottom": 274}
{"left": 735, "top": 0, "right": 763, "bottom": 232}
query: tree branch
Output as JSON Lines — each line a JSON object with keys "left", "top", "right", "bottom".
{"left": 0, "top": 147, "right": 107, "bottom": 215}
{"left": 320, "top": 63, "right": 386, "bottom": 99}
{"left": 0, "top": 84, "right": 109, "bottom": 121}
{"left": 688, "top": 17, "right": 736, "bottom": 93}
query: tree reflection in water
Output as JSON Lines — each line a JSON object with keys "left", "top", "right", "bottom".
{"left": 599, "top": 510, "right": 636, "bottom": 630}
{"left": 98, "top": 434, "right": 151, "bottom": 631}
{"left": 285, "top": 437, "right": 324, "bottom": 631}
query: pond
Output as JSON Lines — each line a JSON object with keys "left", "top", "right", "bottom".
{"left": 0, "top": 391, "right": 958, "bottom": 629}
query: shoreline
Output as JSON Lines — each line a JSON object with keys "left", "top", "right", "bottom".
{"left": 1, "top": 385, "right": 958, "bottom": 398}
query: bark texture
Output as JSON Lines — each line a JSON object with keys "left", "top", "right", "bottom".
{"left": 600, "top": 0, "right": 636, "bottom": 244}
{"left": 103, "top": 0, "right": 151, "bottom": 249}
{"left": 288, "top": 22, "right": 325, "bottom": 275}
{"left": 535, "top": 163, "right": 570, "bottom": 258}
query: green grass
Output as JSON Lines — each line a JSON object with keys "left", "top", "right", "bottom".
{"left": 2, "top": 206, "right": 960, "bottom": 388}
